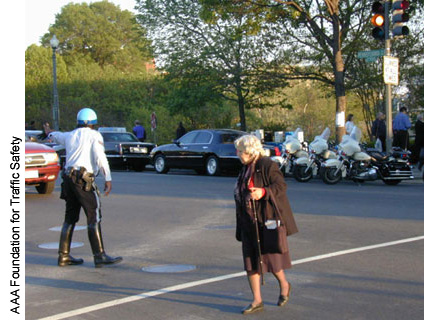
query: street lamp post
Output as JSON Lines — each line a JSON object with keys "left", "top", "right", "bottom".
{"left": 50, "top": 35, "right": 60, "bottom": 131}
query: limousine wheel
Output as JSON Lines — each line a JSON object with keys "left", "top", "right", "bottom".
{"left": 154, "top": 154, "right": 169, "bottom": 174}
{"left": 205, "top": 155, "right": 220, "bottom": 176}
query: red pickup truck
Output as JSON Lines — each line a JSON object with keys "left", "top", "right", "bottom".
{"left": 25, "top": 141, "right": 61, "bottom": 194}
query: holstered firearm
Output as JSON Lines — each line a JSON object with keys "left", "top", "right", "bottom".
{"left": 63, "top": 166, "right": 95, "bottom": 192}
{"left": 80, "top": 167, "right": 95, "bottom": 192}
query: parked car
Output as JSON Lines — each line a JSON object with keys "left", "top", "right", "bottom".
{"left": 98, "top": 128, "right": 156, "bottom": 171}
{"left": 150, "top": 129, "right": 277, "bottom": 176}
{"left": 25, "top": 139, "right": 61, "bottom": 194}
{"left": 55, "top": 128, "right": 156, "bottom": 171}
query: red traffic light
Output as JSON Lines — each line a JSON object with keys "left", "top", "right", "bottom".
{"left": 371, "top": 2, "right": 385, "bottom": 40}
{"left": 393, "top": 0, "right": 410, "bottom": 10}
{"left": 392, "top": 0, "right": 410, "bottom": 37}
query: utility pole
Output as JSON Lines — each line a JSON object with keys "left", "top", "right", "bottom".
{"left": 384, "top": 1, "right": 393, "bottom": 152}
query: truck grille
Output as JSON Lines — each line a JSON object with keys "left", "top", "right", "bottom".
{"left": 25, "top": 153, "right": 47, "bottom": 167}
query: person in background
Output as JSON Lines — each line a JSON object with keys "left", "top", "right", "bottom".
{"left": 345, "top": 114, "right": 355, "bottom": 135}
{"left": 38, "top": 121, "right": 51, "bottom": 140}
{"left": 393, "top": 107, "right": 411, "bottom": 150}
{"left": 133, "top": 120, "right": 146, "bottom": 142}
{"left": 28, "top": 120, "right": 36, "bottom": 130}
{"left": 48, "top": 108, "right": 123, "bottom": 268}
{"left": 176, "top": 122, "right": 187, "bottom": 139}
{"left": 234, "top": 135, "right": 298, "bottom": 315}
{"left": 371, "top": 112, "right": 387, "bottom": 152}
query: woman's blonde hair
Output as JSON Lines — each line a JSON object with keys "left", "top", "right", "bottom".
{"left": 234, "top": 134, "right": 267, "bottom": 158}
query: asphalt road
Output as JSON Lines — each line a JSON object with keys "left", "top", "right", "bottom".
{"left": 25, "top": 169, "right": 424, "bottom": 320}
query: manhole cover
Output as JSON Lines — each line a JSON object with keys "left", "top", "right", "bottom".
{"left": 142, "top": 264, "right": 196, "bottom": 273}
{"left": 49, "top": 226, "right": 87, "bottom": 232}
{"left": 38, "top": 242, "right": 84, "bottom": 249}
{"left": 205, "top": 225, "right": 234, "bottom": 230}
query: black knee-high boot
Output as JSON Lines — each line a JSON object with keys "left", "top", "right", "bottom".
{"left": 87, "top": 223, "right": 122, "bottom": 268}
{"left": 58, "top": 222, "right": 84, "bottom": 266}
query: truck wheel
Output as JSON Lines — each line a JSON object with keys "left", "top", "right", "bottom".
{"left": 154, "top": 154, "right": 169, "bottom": 174}
{"left": 322, "top": 167, "right": 342, "bottom": 185}
{"left": 36, "top": 181, "right": 55, "bottom": 194}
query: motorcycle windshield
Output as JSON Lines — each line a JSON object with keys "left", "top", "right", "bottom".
{"left": 285, "top": 127, "right": 301, "bottom": 143}
{"left": 350, "top": 126, "right": 362, "bottom": 142}
{"left": 320, "top": 127, "right": 331, "bottom": 141}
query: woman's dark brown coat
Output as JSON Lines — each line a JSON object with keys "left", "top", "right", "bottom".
{"left": 235, "top": 156, "right": 298, "bottom": 235}
{"left": 235, "top": 156, "right": 298, "bottom": 273}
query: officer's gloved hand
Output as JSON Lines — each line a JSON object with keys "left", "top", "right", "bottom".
{"left": 104, "top": 181, "right": 112, "bottom": 196}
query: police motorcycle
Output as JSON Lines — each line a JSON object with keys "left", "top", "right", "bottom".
{"left": 320, "top": 126, "right": 377, "bottom": 185}
{"left": 365, "top": 147, "right": 414, "bottom": 185}
{"left": 271, "top": 128, "right": 308, "bottom": 176}
{"left": 293, "top": 127, "right": 337, "bottom": 182}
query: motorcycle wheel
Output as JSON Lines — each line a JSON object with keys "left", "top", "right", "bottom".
{"left": 322, "top": 167, "right": 342, "bottom": 185}
{"left": 382, "top": 179, "right": 402, "bottom": 186}
{"left": 293, "top": 165, "right": 313, "bottom": 182}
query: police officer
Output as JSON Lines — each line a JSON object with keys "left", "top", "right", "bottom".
{"left": 48, "top": 108, "right": 123, "bottom": 268}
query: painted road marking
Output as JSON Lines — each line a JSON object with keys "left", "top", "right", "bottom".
{"left": 39, "top": 235, "right": 424, "bottom": 320}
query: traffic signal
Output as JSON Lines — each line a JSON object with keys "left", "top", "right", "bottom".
{"left": 392, "top": 0, "right": 410, "bottom": 37}
{"left": 371, "top": 1, "right": 385, "bottom": 40}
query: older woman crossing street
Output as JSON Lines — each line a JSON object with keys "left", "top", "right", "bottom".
{"left": 234, "top": 135, "right": 298, "bottom": 314}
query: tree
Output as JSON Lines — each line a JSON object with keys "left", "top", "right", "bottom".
{"left": 201, "top": 0, "right": 424, "bottom": 142}
{"left": 41, "top": 0, "right": 152, "bottom": 72}
{"left": 136, "top": 0, "right": 290, "bottom": 131}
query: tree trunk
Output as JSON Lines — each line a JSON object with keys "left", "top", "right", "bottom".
{"left": 237, "top": 84, "right": 246, "bottom": 131}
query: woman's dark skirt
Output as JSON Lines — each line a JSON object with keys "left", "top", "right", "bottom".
{"left": 241, "top": 224, "right": 292, "bottom": 275}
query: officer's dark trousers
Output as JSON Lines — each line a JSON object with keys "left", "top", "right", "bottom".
{"left": 393, "top": 130, "right": 409, "bottom": 150}
{"left": 62, "top": 175, "right": 101, "bottom": 226}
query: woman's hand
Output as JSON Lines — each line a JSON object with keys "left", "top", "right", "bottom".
{"left": 249, "top": 187, "right": 265, "bottom": 200}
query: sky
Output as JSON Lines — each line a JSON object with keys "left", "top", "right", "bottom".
{"left": 25, "top": 0, "right": 139, "bottom": 48}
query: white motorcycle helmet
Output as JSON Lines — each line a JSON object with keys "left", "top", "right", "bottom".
{"left": 77, "top": 108, "right": 97, "bottom": 125}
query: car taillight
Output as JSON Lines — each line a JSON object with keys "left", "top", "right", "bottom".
{"left": 274, "top": 147, "right": 281, "bottom": 156}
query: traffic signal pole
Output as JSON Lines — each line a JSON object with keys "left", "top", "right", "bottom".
{"left": 384, "top": 0, "right": 393, "bottom": 152}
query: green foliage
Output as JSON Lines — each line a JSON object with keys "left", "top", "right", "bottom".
{"left": 26, "top": 0, "right": 424, "bottom": 146}
{"left": 41, "top": 0, "right": 152, "bottom": 69}
{"left": 136, "top": 0, "right": 291, "bottom": 131}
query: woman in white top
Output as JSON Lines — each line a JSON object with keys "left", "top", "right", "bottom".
{"left": 345, "top": 114, "right": 354, "bottom": 135}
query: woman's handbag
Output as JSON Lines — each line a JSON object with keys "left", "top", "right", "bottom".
{"left": 262, "top": 189, "right": 289, "bottom": 254}
{"left": 262, "top": 220, "right": 288, "bottom": 254}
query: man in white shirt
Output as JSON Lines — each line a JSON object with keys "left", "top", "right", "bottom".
{"left": 49, "top": 108, "right": 122, "bottom": 268}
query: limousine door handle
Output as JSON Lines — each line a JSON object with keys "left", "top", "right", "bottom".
{"left": 203, "top": 146, "right": 208, "bottom": 149}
